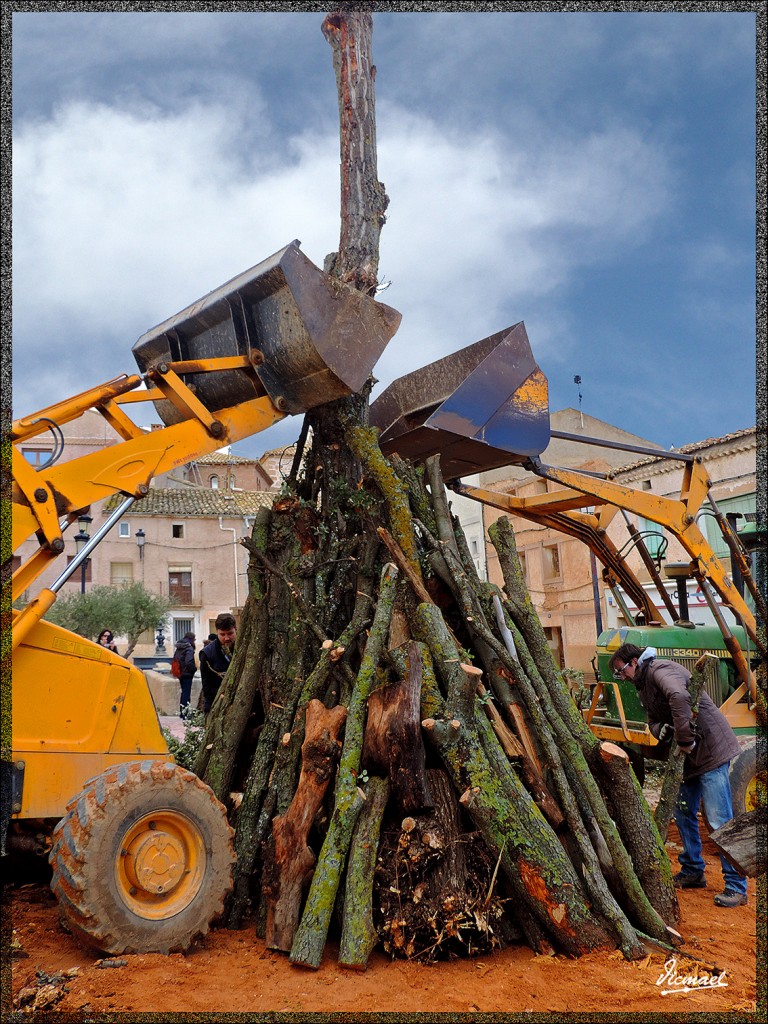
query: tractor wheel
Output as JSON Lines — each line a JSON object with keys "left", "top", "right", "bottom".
{"left": 49, "top": 760, "right": 235, "bottom": 955}
{"left": 729, "top": 738, "right": 765, "bottom": 817}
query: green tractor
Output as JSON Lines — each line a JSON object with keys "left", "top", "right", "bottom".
{"left": 588, "top": 624, "right": 762, "bottom": 815}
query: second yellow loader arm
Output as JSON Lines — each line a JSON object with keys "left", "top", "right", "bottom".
{"left": 454, "top": 456, "right": 763, "bottom": 702}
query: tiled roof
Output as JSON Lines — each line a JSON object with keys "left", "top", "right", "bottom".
{"left": 260, "top": 443, "right": 298, "bottom": 461}
{"left": 193, "top": 452, "right": 260, "bottom": 465}
{"left": 615, "top": 427, "right": 756, "bottom": 473}
{"left": 107, "top": 487, "right": 274, "bottom": 517}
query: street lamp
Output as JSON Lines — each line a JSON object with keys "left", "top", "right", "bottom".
{"left": 136, "top": 528, "right": 146, "bottom": 560}
{"left": 74, "top": 514, "right": 92, "bottom": 594}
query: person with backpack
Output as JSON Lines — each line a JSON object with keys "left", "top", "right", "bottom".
{"left": 199, "top": 613, "right": 237, "bottom": 716}
{"left": 172, "top": 631, "right": 197, "bottom": 716}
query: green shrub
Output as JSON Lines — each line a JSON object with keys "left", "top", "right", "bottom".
{"left": 161, "top": 707, "right": 206, "bottom": 772}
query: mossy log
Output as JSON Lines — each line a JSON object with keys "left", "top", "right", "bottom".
{"left": 488, "top": 514, "right": 679, "bottom": 936}
{"left": 338, "top": 775, "right": 390, "bottom": 970}
{"left": 362, "top": 640, "right": 433, "bottom": 815}
{"left": 415, "top": 602, "right": 615, "bottom": 957}
{"left": 196, "top": 506, "right": 271, "bottom": 799}
{"left": 290, "top": 563, "right": 399, "bottom": 969}
{"left": 263, "top": 700, "right": 347, "bottom": 952}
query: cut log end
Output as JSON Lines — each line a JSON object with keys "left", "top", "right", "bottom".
{"left": 599, "top": 741, "right": 629, "bottom": 763}
{"left": 288, "top": 958, "right": 321, "bottom": 972}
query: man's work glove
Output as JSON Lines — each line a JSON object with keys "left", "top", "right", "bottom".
{"left": 678, "top": 740, "right": 696, "bottom": 755}
{"left": 657, "top": 723, "right": 673, "bottom": 743}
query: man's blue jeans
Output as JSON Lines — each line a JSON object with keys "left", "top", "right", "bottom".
{"left": 674, "top": 762, "right": 747, "bottom": 895}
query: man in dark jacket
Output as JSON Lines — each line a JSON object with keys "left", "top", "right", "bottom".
{"left": 609, "top": 643, "right": 748, "bottom": 907}
{"left": 173, "top": 631, "right": 197, "bottom": 716}
{"left": 199, "top": 613, "right": 237, "bottom": 716}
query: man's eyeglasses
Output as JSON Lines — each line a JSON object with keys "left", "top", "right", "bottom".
{"left": 612, "top": 663, "right": 632, "bottom": 680}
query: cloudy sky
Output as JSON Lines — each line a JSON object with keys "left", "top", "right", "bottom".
{"left": 10, "top": 7, "right": 758, "bottom": 463}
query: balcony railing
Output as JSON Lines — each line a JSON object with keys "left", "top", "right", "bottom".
{"left": 158, "top": 580, "right": 204, "bottom": 608}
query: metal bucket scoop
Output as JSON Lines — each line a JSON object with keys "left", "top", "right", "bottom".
{"left": 133, "top": 241, "right": 401, "bottom": 423}
{"left": 369, "top": 321, "right": 549, "bottom": 480}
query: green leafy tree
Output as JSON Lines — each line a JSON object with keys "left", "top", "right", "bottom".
{"left": 44, "top": 583, "right": 170, "bottom": 658}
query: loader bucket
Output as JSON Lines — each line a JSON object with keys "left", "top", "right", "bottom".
{"left": 132, "top": 241, "right": 401, "bottom": 423}
{"left": 369, "top": 321, "right": 550, "bottom": 481}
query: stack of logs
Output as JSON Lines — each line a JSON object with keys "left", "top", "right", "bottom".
{"left": 194, "top": 439, "right": 683, "bottom": 970}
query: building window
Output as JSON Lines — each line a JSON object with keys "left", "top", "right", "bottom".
{"left": 21, "top": 447, "right": 52, "bottom": 466}
{"left": 542, "top": 544, "right": 561, "bottom": 581}
{"left": 65, "top": 556, "right": 92, "bottom": 582}
{"left": 174, "top": 618, "right": 194, "bottom": 643}
{"left": 544, "top": 626, "right": 565, "bottom": 669}
{"left": 111, "top": 562, "right": 134, "bottom": 586}
{"left": 118, "top": 522, "right": 131, "bottom": 538}
{"left": 169, "top": 570, "right": 193, "bottom": 604}
{"left": 701, "top": 493, "right": 756, "bottom": 563}
{"left": 210, "top": 475, "right": 219, "bottom": 489}
{"left": 172, "top": 524, "right": 184, "bottom": 539}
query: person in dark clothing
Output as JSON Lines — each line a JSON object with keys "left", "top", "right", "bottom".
{"left": 173, "top": 631, "right": 197, "bottom": 716}
{"left": 97, "top": 629, "right": 119, "bottom": 654}
{"left": 609, "top": 643, "right": 748, "bottom": 907}
{"left": 199, "top": 613, "right": 237, "bottom": 716}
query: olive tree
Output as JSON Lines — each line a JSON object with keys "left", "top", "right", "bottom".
{"left": 44, "top": 582, "right": 170, "bottom": 657}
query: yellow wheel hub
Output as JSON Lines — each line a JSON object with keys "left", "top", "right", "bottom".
{"left": 117, "top": 810, "right": 205, "bottom": 920}
{"left": 745, "top": 770, "right": 766, "bottom": 814}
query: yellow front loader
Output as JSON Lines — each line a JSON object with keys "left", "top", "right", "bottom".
{"left": 5, "top": 241, "right": 400, "bottom": 955}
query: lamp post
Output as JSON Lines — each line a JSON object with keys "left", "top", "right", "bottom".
{"left": 136, "top": 528, "right": 146, "bottom": 559}
{"left": 74, "top": 514, "right": 92, "bottom": 594}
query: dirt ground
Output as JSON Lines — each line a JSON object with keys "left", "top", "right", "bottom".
{"left": 5, "top": 820, "right": 760, "bottom": 1019}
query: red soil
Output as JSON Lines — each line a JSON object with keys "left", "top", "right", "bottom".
{"left": 7, "top": 823, "right": 758, "bottom": 1016}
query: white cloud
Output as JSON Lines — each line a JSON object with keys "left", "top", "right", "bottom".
{"left": 372, "top": 108, "right": 670, "bottom": 389}
{"left": 12, "top": 95, "right": 671, "bottom": 429}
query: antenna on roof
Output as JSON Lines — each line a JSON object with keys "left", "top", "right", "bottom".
{"left": 574, "top": 375, "right": 584, "bottom": 428}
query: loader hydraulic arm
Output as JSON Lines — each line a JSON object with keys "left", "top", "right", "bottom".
{"left": 526, "top": 458, "right": 760, "bottom": 649}
{"left": 9, "top": 358, "right": 288, "bottom": 651}
{"left": 455, "top": 457, "right": 762, "bottom": 701}
{"left": 455, "top": 482, "right": 661, "bottom": 626}
{"left": 11, "top": 357, "right": 282, "bottom": 561}
{"left": 9, "top": 241, "right": 402, "bottom": 651}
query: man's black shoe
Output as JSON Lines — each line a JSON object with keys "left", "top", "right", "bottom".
{"left": 714, "top": 890, "right": 747, "bottom": 907}
{"left": 674, "top": 870, "right": 707, "bottom": 889}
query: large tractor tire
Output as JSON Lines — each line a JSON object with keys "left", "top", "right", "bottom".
{"left": 729, "top": 738, "right": 765, "bottom": 817}
{"left": 49, "top": 760, "right": 235, "bottom": 955}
